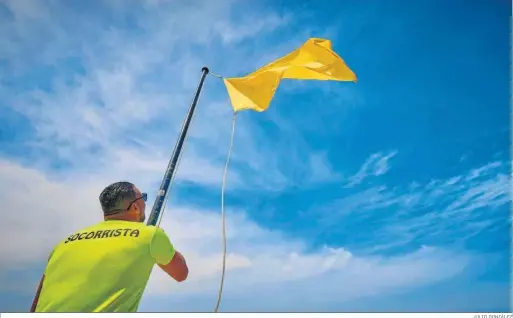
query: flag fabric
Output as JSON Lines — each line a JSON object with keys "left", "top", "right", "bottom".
{"left": 223, "top": 38, "right": 357, "bottom": 112}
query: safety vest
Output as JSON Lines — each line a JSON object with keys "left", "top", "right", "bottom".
{"left": 36, "top": 220, "right": 175, "bottom": 312}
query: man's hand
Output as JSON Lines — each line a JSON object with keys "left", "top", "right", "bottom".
{"left": 158, "top": 251, "right": 188, "bottom": 282}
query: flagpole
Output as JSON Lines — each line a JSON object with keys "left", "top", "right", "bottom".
{"left": 147, "top": 66, "right": 210, "bottom": 226}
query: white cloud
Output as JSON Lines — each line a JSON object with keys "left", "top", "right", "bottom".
{"left": 314, "top": 159, "right": 510, "bottom": 254}
{"left": 215, "top": 12, "right": 291, "bottom": 45}
{"left": 0, "top": 0, "right": 506, "bottom": 312}
{"left": 306, "top": 152, "right": 342, "bottom": 183}
{"left": 0, "top": 159, "right": 474, "bottom": 308}
{"left": 0, "top": 0, "right": 342, "bottom": 192}
{"left": 345, "top": 150, "right": 398, "bottom": 187}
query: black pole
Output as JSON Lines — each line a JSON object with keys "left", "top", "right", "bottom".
{"left": 147, "top": 66, "right": 210, "bottom": 226}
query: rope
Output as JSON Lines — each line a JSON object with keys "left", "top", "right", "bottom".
{"left": 214, "top": 111, "right": 237, "bottom": 313}
{"left": 151, "top": 69, "right": 234, "bottom": 312}
{"left": 210, "top": 72, "right": 223, "bottom": 79}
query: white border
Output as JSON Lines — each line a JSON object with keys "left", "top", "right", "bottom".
{"left": 2, "top": 313, "right": 511, "bottom": 318}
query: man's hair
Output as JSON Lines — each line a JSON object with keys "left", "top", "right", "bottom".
{"left": 99, "top": 181, "right": 137, "bottom": 214}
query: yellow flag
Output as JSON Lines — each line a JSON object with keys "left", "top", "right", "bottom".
{"left": 223, "top": 38, "right": 357, "bottom": 112}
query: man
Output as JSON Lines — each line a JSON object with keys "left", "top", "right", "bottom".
{"left": 30, "top": 181, "right": 188, "bottom": 312}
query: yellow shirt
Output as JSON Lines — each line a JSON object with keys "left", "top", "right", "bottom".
{"left": 36, "top": 220, "right": 175, "bottom": 312}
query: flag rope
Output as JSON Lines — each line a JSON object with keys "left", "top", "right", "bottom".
{"left": 210, "top": 72, "right": 223, "bottom": 79}
{"left": 214, "top": 109, "right": 237, "bottom": 312}
{"left": 197, "top": 39, "right": 355, "bottom": 310}
{"left": 208, "top": 70, "right": 237, "bottom": 312}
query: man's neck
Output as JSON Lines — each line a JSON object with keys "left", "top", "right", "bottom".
{"left": 104, "top": 214, "right": 134, "bottom": 222}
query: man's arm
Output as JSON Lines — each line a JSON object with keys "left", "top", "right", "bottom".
{"left": 30, "top": 275, "right": 44, "bottom": 312}
{"left": 158, "top": 251, "right": 188, "bottom": 282}
{"left": 150, "top": 227, "right": 188, "bottom": 282}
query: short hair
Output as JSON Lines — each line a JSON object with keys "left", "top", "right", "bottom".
{"left": 99, "top": 181, "right": 137, "bottom": 214}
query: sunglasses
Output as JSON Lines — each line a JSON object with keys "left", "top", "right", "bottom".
{"left": 126, "top": 193, "right": 147, "bottom": 211}
{"left": 105, "top": 192, "right": 147, "bottom": 215}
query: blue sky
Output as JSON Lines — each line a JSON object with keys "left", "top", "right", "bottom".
{"left": 0, "top": 0, "right": 510, "bottom": 313}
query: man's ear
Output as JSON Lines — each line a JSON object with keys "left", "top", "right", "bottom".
{"left": 127, "top": 202, "right": 139, "bottom": 218}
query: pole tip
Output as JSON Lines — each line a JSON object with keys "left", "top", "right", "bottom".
{"left": 202, "top": 66, "right": 210, "bottom": 74}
